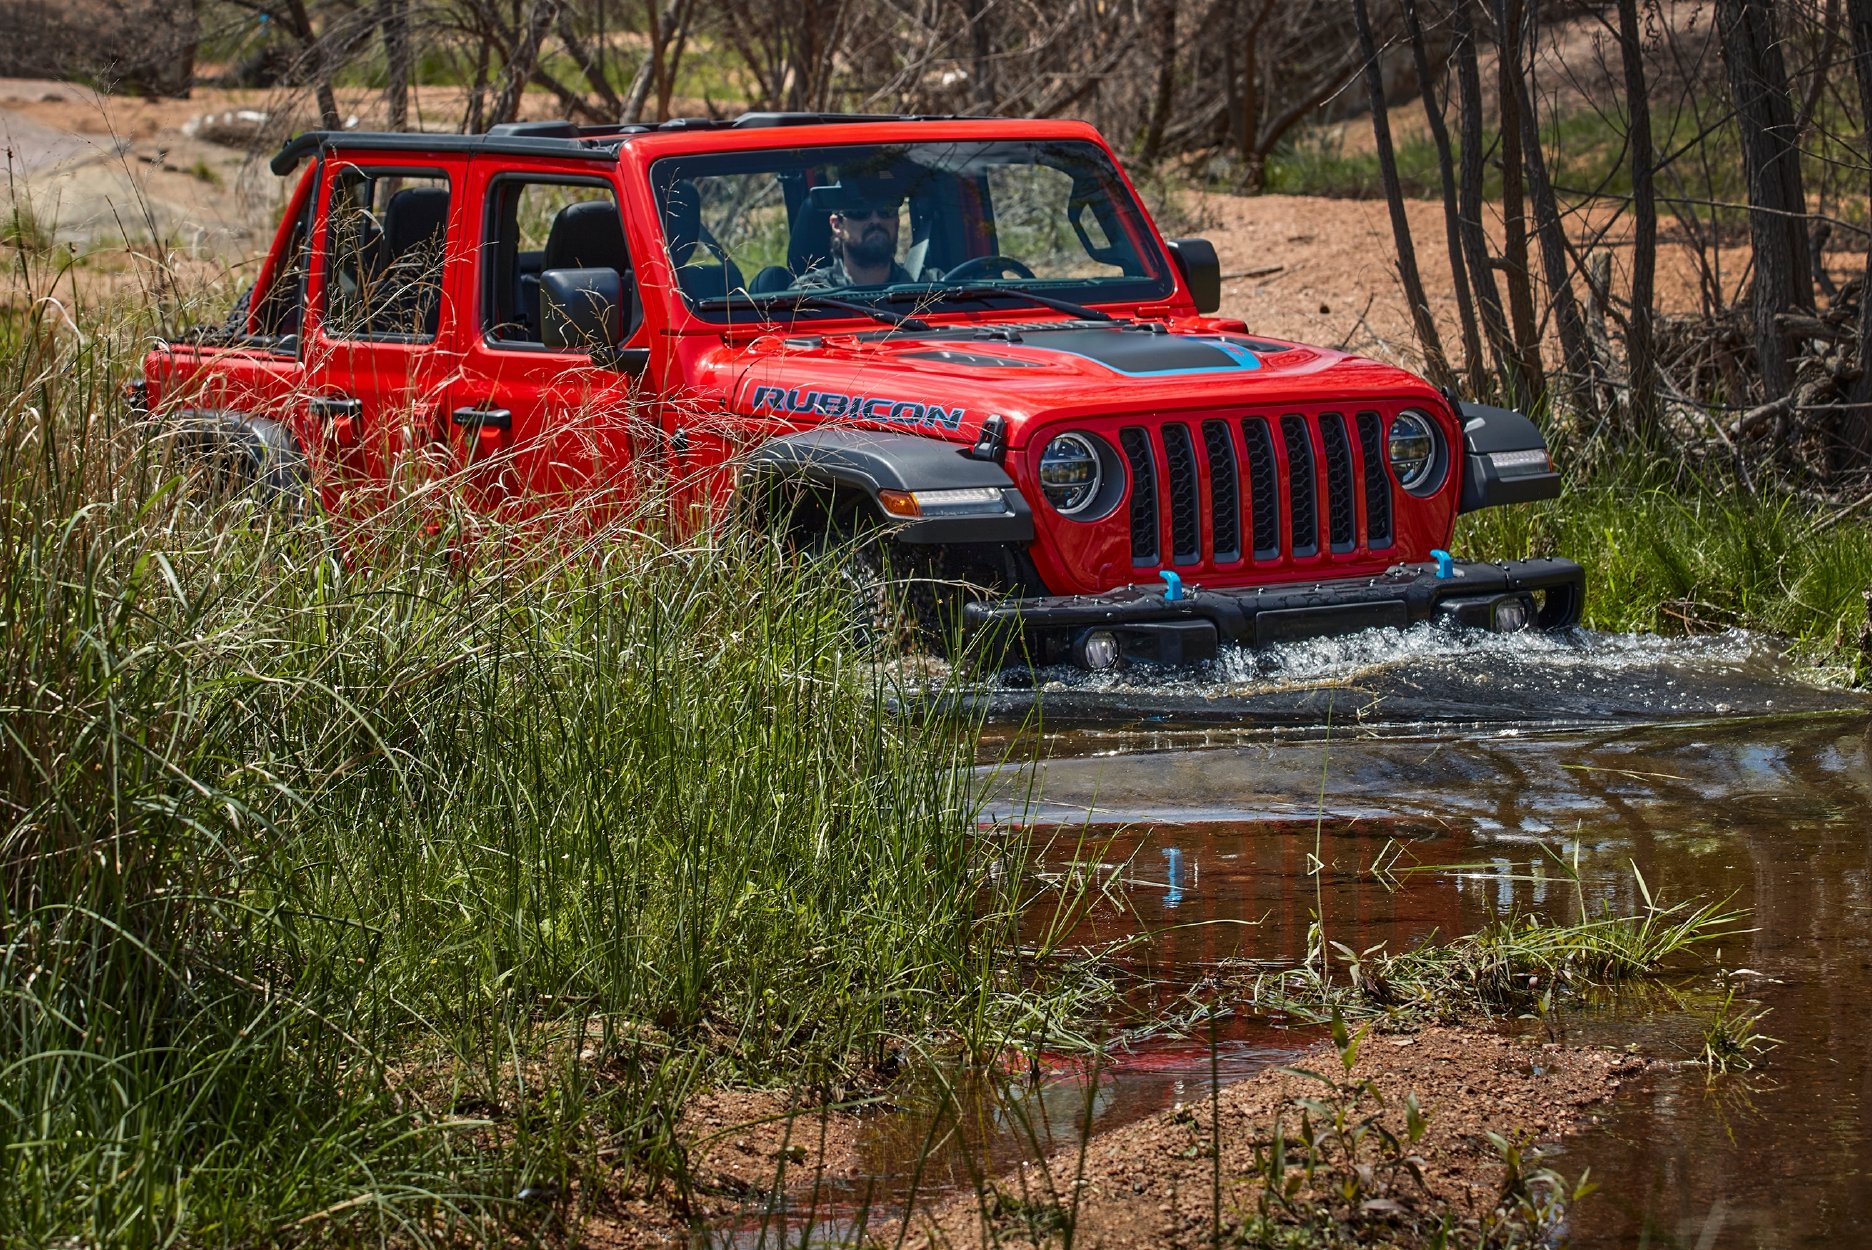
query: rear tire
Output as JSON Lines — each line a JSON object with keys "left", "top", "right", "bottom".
{"left": 171, "top": 411, "right": 310, "bottom": 515}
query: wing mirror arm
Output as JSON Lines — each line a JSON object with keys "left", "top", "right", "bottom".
{"left": 592, "top": 345, "right": 650, "bottom": 374}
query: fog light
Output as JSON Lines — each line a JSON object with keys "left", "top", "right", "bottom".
{"left": 1074, "top": 629, "right": 1121, "bottom": 671}
{"left": 1492, "top": 596, "right": 1532, "bottom": 633}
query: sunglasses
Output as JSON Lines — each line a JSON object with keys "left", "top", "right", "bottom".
{"left": 835, "top": 204, "right": 901, "bottom": 221}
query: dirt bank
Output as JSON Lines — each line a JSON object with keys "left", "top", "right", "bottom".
{"left": 897, "top": 1027, "right": 1649, "bottom": 1249}
{"left": 571, "top": 1028, "right": 1647, "bottom": 1247}
{"left": 575, "top": 1087, "right": 872, "bottom": 1248}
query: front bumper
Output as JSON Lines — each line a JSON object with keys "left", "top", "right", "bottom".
{"left": 962, "top": 557, "right": 1585, "bottom": 666}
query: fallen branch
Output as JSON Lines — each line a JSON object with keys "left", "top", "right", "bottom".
{"left": 1220, "top": 264, "right": 1286, "bottom": 281}
{"left": 1730, "top": 396, "right": 1793, "bottom": 439}
{"left": 1810, "top": 488, "right": 1872, "bottom": 534}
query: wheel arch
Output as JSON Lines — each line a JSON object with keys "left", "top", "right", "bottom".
{"left": 736, "top": 428, "right": 1035, "bottom": 545}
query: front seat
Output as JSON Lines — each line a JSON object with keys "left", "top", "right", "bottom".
{"left": 663, "top": 178, "right": 744, "bottom": 301}
{"left": 374, "top": 186, "right": 451, "bottom": 335}
{"left": 521, "top": 200, "right": 632, "bottom": 338}
{"left": 542, "top": 199, "right": 631, "bottom": 274}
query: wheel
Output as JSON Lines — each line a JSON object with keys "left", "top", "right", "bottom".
{"left": 171, "top": 411, "right": 310, "bottom": 514}
{"left": 942, "top": 254, "right": 1037, "bottom": 282}
{"left": 810, "top": 525, "right": 924, "bottom": 651}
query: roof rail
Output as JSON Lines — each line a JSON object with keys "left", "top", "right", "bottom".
{"left": 269, "top": 129, "right": 626, "bottom": 175}
{"left": 269, "top": 112, "right": 1004, "bottom": 174}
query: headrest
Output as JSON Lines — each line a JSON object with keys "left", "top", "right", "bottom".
{"left": 381, "top": 187, "right": 450, "bottom": 255}
{"left": 664, "top": 179, "right": 702, "bottom": 260}
{"left": 543, "top": 200, "right": 629, "bottom": 273}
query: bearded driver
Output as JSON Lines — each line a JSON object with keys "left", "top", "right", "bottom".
{"left": 796, "top": 175, "right": 931, "bottom": 289}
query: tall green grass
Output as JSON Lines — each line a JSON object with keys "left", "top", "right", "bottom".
{"left": 0, "top": 295, "right": 1052, "bottom": 1246}
{"left": 1458, "top": 462, "right": 1872, "bottom": 677}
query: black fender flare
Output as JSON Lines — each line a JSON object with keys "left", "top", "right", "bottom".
{"left": 1454, "top": 401, "right": 1563, "bottom": 513}
{"left": 169, "top": 408, "right": 309, "bottom": 505}
{"left": 738, "top": 428, "right": 1035, "bottom": 544}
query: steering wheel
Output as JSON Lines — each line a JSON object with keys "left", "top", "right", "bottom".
{"left": 943, "top": 254, "right": 1037, "bottom": 282}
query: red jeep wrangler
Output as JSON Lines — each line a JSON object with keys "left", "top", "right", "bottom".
{"left": 141, "top": 112, "right": 1582, "bottom": 668}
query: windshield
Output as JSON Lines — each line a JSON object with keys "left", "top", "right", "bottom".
{"left": 649, "top": 139, "right": 1175, "bottom": 321}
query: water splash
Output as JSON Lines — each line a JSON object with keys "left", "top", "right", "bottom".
{"left": 974, "top": 625, "right": 1864, "bottom": 730}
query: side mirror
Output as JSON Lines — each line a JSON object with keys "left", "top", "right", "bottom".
{"left": 540, "top": 267, "right": 636, "bottom": 351}
{"left": 1166, "top": 238, "right": 1221, "bottom": 315}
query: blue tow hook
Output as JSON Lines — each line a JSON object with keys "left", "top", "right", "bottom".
{"left": 1430, "top": 549, "right": 1455, "bottom": 579}
{"left": 1159, "top": 570, "right": 1185, "bottom": 600}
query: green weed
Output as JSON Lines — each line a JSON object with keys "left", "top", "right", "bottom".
{"left": 1700, "top": 986, "right": 1779, "bottom": 1074}
{"left": 1256, "top": 862, "right": 1743, "bottom": 1026}
{"left": 1232, "top": 1015, "right": 1593, "bottom": 1250}
{"left": 0, "top": 294, "right": 1071, "bottom": 1246}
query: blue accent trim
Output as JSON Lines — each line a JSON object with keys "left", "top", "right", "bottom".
{"left": 1431, "top": 548, "right": 1454, "bottom": 579}
{"left": 1159, "top": 570, "right": 1184, "bottom": 600}
{"left": 1080, "top": 337, "right": 1263, "bottom": 377}
{"left": 1163, "top": 847, "right": 1183, "bottom": 908}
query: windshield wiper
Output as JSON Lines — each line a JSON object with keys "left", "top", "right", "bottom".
{"left": 695, "top": 290, "right": 929, "bottom": 331}
{"left": 884, "top": 285, "right": 1117, "bottom": 323}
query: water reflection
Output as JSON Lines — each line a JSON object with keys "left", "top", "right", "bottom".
{"left": 991, "top": 711, "right": 1872, "bottom": 1250}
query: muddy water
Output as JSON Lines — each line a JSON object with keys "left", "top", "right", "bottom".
{"left": 725, "top": 627, "right": 1872, "bottom": 1247}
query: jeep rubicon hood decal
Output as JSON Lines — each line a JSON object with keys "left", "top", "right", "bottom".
{"left": 908, "top": 324, "right": 1271, "bottom": 376}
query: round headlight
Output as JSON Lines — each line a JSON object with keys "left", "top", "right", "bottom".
{"left": 1039, "top": 433, "right": 1102, "bottom": 515}
{"left": 1388, "top": 410, "right": 1439, "bottom": 493}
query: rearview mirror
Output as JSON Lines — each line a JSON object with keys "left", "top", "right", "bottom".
{"left": 1166, "top": 238, "right": 1221, "bottom": 315}
{"left": 540, "top": 267, "right": 635, "bottom": 351}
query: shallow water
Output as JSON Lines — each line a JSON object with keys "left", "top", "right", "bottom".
{"left": 723, "top": 628, "right": 1872, "bottom": 1248}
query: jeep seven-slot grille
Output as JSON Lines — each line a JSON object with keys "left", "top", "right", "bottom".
{"left": 1242, "top": 417, "right": 1280, "bottom": 559}
{"left": 1201, "top": 420, "right": 1241, "bottom": 562}
{"left": 1161, "top": 423, "right": 1202, "bottom": 565}
{"left": 1355, "top": 411, "right": 1393, "bottom": 548}
{"left": 1119, "top": 427, "right": 1159, "bottom": 566}
{"left": 1280, "top": 413, "right": 1319, "bottom": 557}
{"left": 1320, "top": 413, "right": 1357, "bottom": 552}
{"left": 1118, "top": 408, "right": 1398, "bottom": 571}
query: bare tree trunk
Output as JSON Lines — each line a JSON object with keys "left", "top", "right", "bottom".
{"left": 1141, "top": 0, "right": 1178, "bottom": 162}
{"left": 1452, "top": 0, "right": 1516, "bottom": 390}
{"left": 380, "top": 0, "right": 411, "bottom": 130}
{"left": 657, "top": 0, "right": 696, "bottom": 119}
{"left": 1844, "top": 0, "right": 1872, "bottom": 466}
{"left": 1406, "top": 0, "right": 1484, "bottom": 390}
{"left": 1355, "top": 0, "right": 1454, "bottom": 387}
{"left": 1491, "top": 0, "right": 1545, "bottom": 403}
{"left": 465, "top": 35, "right": 492, "bottom": 132}
{"left": 623, "top": 0, "right": 695, "bottom": 121}
{"left": 1499, "top": 0, "right": 1596, "bottom": 407}
{"left": 963, "top": 0, "right": 995, "bottom": 111}
{"left": 490, "top": 0, "right": 560, "bottom": 125}
{"left": 1236, "top": 1, "right": 1266, "bottom": 187}
{"left": 1616, "top": 0, "right": 1660, "bottom": 436}
{"left": 1717, "top": 0, "right": 1816, "bottom": 399}
{"left": 283, "top": 0, "right": 341, "bottom": 129}
{"left": 1798, "top": 0, "right": 1844, "bottom": 138}
{"left": 557, "top": 4, "right": 626, "bottom": 118}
